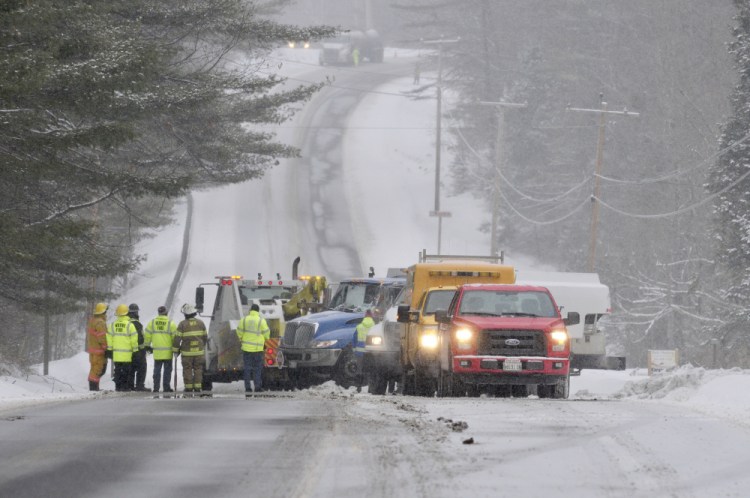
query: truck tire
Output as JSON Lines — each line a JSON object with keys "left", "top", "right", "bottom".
{"left": 552, "top": 374, "right": 570, "bottom": 399}
{"left": 334, "top": 349, "right": 360, "bottom": 388}
{"left": 437, "top": 369, "right": 455, "bottom": 397}
{"left": 400, "top": 369, "right": 415, "bottom": 396}
{"left": 368, "top": 371, "right": 388, "bottom": 395}
{"left": 414, "top": 367, "right": 435, "bottom": 397}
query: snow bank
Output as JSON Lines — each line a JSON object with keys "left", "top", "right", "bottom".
{"left": 615, "top": 364, "right": 750, "bottom": 426}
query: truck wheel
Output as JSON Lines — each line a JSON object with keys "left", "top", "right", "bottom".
{"left": 414, "top": 367, "right": 435, "bottom": 397}
{"left": 368, "top": 371, "right": 387, "bottom": 395}
{"left": 400, "top": 370, "right": 415, "bottom": 396}
{"left": 552, "top": 375, "right": 570, "bottom": 399}
{"left": 437, "top": 370, "right": 457, "bottom": 398}
{"left": 334, "top": 349, "right": 360, "bottom": 388}
{"left": 202, "top": 376, "right": 213, "bottom": 392}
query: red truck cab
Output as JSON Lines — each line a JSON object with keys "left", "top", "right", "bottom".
{"left": 435, "top": 283, "right": 575, "bottom": 398}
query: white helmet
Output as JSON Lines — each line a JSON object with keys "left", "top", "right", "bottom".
{"left": 181, "top": 303, "right": 197, "bottom": 315}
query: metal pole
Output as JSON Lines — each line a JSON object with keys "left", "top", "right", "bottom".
{"left": 587, "top": 100, "right": 607, "bottom": 272}
{"left": 434, "top": 44, "right": 443, "bottom": 215}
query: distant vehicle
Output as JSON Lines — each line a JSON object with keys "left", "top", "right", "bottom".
{"left": 286, "top": 40, "right": 311, "bottom": 49}
{"left": 319, "top": 29, "right": 384, "bottom": 65}
{"left": 516, "top": 271, "right": 625, "bottom": 372}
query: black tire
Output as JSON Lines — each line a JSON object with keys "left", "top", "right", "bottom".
{"left": 400, "top": 369, "right": 415, "bottom": 396}
{"left": 368, "top": 371, "right": 388, "bottom": 395}
{"left": 437, "top": 369, "right": 455, "bottom": 397}
{"left": 552, "top": 374, "right": 570, "bottom": 399}
{"left": 334, "top": 349, "right": 360, "bottom": 388}
{"left": 414, "top": 367, "right": 435, "bottom": 397}
{"left": 202, "top": 375, "right": 213, "bottom": 392}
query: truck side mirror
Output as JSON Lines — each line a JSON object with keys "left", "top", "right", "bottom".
{"left": 396, "top": 305, "right": 411, "bottom": 323}
{"left": 564, "top": 312, "right": 580, "bottom": 326}
{"left": 435, "top": 309, "right": 450, "bottom": 324}
{"left": 195, "top": 287, "right": 205, "bottom": 313}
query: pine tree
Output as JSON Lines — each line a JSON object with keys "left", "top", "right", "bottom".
{"left": 708, "top": 0, "right": 750, "bottom": 325}
{"left": 0, "top": 1, "right": 334, "bottom": 315}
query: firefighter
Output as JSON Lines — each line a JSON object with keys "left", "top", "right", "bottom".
{"left": 352, "top": 46, "right": 360, "bottom": 66}
{"left": 174, "top": 303, "right": 208, "bottom": 393}
{"left": 107, "top": 304, "right": 139, "bottom": 392}
{"left": 145, "top": 305, "right": 177, "bottom": 393}
{"left": 127, "top": 303, "right": 148, "bottom": 391}
{"left": 236, "top": 303, "right": 270, "bottom": 396}
{"left": 86, "top": 302, "right": 109, "bottom": 391}
{"left": 354, "top": 309, "right": 375, "bottom": 393}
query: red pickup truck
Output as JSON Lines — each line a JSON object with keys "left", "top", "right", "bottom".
{"left": 434, "top": 283, "right": 576, "bottom": 398}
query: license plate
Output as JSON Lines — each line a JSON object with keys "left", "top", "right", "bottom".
{"left": 503, "top": 358, "right": 522, "bottom": 371}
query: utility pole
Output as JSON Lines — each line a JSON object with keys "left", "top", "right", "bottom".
{"left": 423, "top": 36, "right": 459, "bottom": 254}
{"left": 567, "top": 95, "right": 639, "bottom": 271}
{"left": 480, "top": 98, "right": 527, "bottom": 258}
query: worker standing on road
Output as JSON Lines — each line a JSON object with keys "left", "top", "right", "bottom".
{"left": 174, "top": 303, "right": 208, "bottom": 394}
{"left": 413, "top": 60, "right": 421, "bottom": 84}
{"left": 127, "top": 303, "right": 148, "bottom": 391}
{"left": 352, "top": 46, "right": 360, "bottom": 66}
{"left": 145, "top": 305, "right": 177, "bottom": 393}
{"left": 354, "top": 309, "right": 375, "bottom": 393}
{"left": 107, "top": 304, "right": 139, "bottom": 392}
{"left": 236, "top": 303, "right": 270, "bottom": 396}
{"left": 86, "top": 303, "right": 109, "bottom": 391}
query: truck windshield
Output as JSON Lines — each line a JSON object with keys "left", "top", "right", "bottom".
{"left": 459, "top": 290, "right": 557, "bottom": 318}
{"left": 423, "top": 289, "right": 456, "bottom": 315}
{"left": 328, "top": 282, "right": 381, "bottom": 312}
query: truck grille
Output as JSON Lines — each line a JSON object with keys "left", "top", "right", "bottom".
{"left": 282, "top": 321, "right": 316, "bottom": 348}
{"left": 478, "top": 329, "right": 546, "bottom": 356}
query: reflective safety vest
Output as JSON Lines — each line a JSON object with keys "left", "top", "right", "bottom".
{"left": 236, "top": 310, "right": 270, "bottom": 353}
{"left": 354, "top": 316, "right": 374, "bottom": 355}
{"left": 106, "top": 316, "right": 138, "bottom": 362}
{"left": 145, "top": 315, "right": 177, "bottom": 361}
{"left": 87, "top": 315, "right": 108, "bottom": 355}
{"left": 174, "top": 317, "right": 208, "bottom": 357}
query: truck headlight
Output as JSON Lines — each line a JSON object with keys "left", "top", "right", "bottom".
{"left": 366, "top": 335, "right": 383, "bottom": 346}
{"left": 550, "top": 329, "right": 568, "bottom": 352}
{"left": 420, "top": 333, "right": 439, "bottom": 349}
{"left": 313, "top": 340, "right": 338, "bottom": 348}
{"left": 455, "top": 328, "right": 473, "bottom": 342}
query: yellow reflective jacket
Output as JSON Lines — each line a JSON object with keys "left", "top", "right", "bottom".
{"left": 106, "top": 316, "right": 138, "bottom": 362}
{"left": 236, "top": 310, "right": 270, "bottom": 353}
{"left": 145, "top": 315, "right": 177, "bottom": 361}
{"left": 354, "top": 316, "right": 374, "bottom": 354}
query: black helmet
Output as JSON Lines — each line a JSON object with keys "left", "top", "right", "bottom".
{"left": 128, "top": 303, "right": 139, "bottom": 313}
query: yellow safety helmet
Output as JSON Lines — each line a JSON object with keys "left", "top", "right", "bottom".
{"left": 93, "top": 303, "right": 108, "bottom": 315}
{"left": 115, "top": 304, "right": 130, "bottom": 316}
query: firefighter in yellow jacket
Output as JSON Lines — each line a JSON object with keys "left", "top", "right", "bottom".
{"left": 173, "top": 303, "right": 208, "bottom": 393}
{"left": 87, "top": 303, "right": 109, "bottom": 391}
{"left": 145, "top": 305, "right": 177, "bottom": 393}
{"left": 236, "top": 303, "right": 270, "bottom": 396}
{"left": 106, "top": 304, "right": 139, "bottom": 392}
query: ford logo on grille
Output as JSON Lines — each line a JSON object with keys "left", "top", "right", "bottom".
{"left": 505, "top": 338, "right": 521, "bottom": 346}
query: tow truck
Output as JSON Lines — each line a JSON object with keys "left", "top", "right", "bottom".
{"left": 194, "top": 258, "right": 327, "bottom": 390}
{"left": 281, "top": 270, "right": 405, "bottom": 388}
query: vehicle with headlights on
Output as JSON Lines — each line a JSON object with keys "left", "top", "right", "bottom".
{"left": 431, "top": 283, "right": 577, "bottom": 398}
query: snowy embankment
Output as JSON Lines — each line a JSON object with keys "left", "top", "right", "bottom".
{"left": 2, "top": 355, "right": 749, "bottom": 428}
